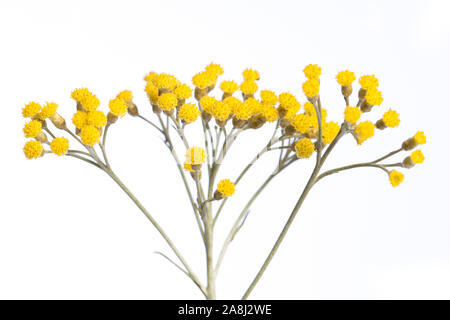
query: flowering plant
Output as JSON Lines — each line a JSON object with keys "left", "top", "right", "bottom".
{"left": 22, "top": 63, "right": 426, "bottom": 299}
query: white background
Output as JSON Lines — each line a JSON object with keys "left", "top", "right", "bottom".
{"left": 1, "top": 0, "right": 449, "bottom": 299}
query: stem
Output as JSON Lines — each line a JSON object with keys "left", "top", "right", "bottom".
{"left": 100, "top": 123, "right": 111, "bottom": 168}
{"left": 138, "top": 114, "right": 164, "bottom": 134}
{"left": 372, "top": 148, "right": 403, "bottom": 163}
{"left": 314, "top": 162, "right": 390, "bottom": 184}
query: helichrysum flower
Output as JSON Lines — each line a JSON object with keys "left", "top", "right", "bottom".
{"left": 294, "top": 138, "right": 315, "bottom": 158}
{"left": 355, "top": 121, "right": 375, "bottom": 144}
{"left": 302, "top": 79, "right": 320, "bottom": 98}
{"left": 304, "top": 102, "right": 327, "bottom": 128}
{"left": 244, "top": 98, "right": 262, "bottom": 116}
{"left": 411, "top": 150, "right": 425, "bottom": 164}
{"left": 242, "top": 68, "right": 259, "bottom": 81}
{"left": 224, "top": 96, "right": 242, "bottom": 115}
{"left": 303, "top": 64, "right": 321, "bottom": 80}
{"left": 87, "top": 110, "right": 107, "bottom": 127}
{"left": 23, "top": 140, "right": 44, "bottom": 159}
{"left": 260, "top": 90, "right": 278, "bottom": 105}
{"left": 80, "top": 125, "right": 101, "bottom": 146}
{"left": 212, "top": 101, "right": 231, "bottom": 121}
{"left": 193, "top": 71, "right": 215, "bottom": 89}
{"left": 71, "top": 88, "right": 92, "bottom": 102}
{"left": 50, "top": 137, "right": 69, "bottom": 156}
{"left": 322, "top": 121, "right": 340, "bottom": 144}
{"left": 174, "top": 84, "right": 193, "bottom": 99}
{"left": 344, "top": 106, "right": 362, "bottom": 123}
{"left": 233, "top": 99, "right": 253, "bottom": 121}
{"left": 154, "top": 73, "right": 178, "bottom": 90}
{"left": 402, "top": 131, "right": 426, "bottom": 150}
{"left": 72, "top": 111, "right": 88, "bottom": 129}
{"left": 39, "top": 102, "right": 58, "bottom": 119}
{"left": 336, "top": 70, "right": 356, "bottom": 86}
{"left": 205, "top": 63, "right": 224, "bottom": 77}
{"left": 260, "top": 103, "right": 278, "bottom": 122}
{"left": 144, "top": 71, "right": 158, "bottom": 82}
{"left": 199, "top": 96, "right": 218, "bottom": 114}
{"left": 240, "top": 80, "right": 258, "bottom": 95}
{"left": 389, "top": 170, "right": 404, "bottom": 187}
{"left": 22, "top": 102, "right": 41, "bottom": 118}
{"left": 216, "top": 179, "right": 235, "bottom": 197}
{"left": 365, "top": 88, "right": 383, "bottom": 106}
{"left": 359, "top": 75, "right": 379, "bottom": 90}
{"left": 186, "top": 147, "right": 207, "bottom": 166}
{"left": 80, "top": 94, "right": 100, "bottom": 112}
{"left": 278, "top": 92, "right": 300, "bottom": 118}
{"left": 117, "top": 90, "right": 133, "bottom": 102}
{"left": 145, "top": 82, "right": 159, "bottom": 105}
{"left": 220, "top": 80, "right": 239, "bottom": 94}
{"left": 23, "top": 119, "right": 42, "bottom": 138}
{"left": 414, "top": 131, "right": 426, "bottom": 144}
{"left": 178, "top": 103, "right": 200, "bottom": 124}
{"left": 382, "top": 109, "right": 400, "bottom": 128}
{"left": 109, "top": 98, "right": 128, "bottom": 117}
{"left": 292, "top": 114, "right": 313, "bottom": 134}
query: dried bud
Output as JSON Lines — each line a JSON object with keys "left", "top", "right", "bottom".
{"left": 50, "top": 112, "right": 66, "bottom": 129}
{"left": 195, "top": 87, "right": 208, "bottom": 100}
{"left": 375, "top": 119, "right": 387, "bottom": 130}
{"left": 358, "top": 88, "right": 367, "bottom": 99}
{"left": 305, "top": 127, "right": 319, "bottom": 139}
{"left": 127, "top": 102, "right": 139, "bottom": 116}
{"left": 402, "top": 156, "right": 415, "bottom": 168}
{"left": 360, "top": 101, "right": 373, "bottom": 113}
{"left": 152, "top": 104, "right": 162, "bottom": 114}
{"left": 402, "top": 137, "right": 417, "bottom": 151}
{"left": 201, "top": 110, "right": 212, "bottom": 122}
{"left": 341, "top": 85, "right": 353, "bottom": 97}
{"left": 232, "top": 118, "right": 246, "bottom": 129}
{"left": 214, "top": 190, "right": 224, "bottom": 200}
{"left": 248, "top": 115, "right": 266, "bottom": 129}
{"left": 284, "top": 125, "right": 296, "bottom": 136}
{"left": 107, "top": 112, "right": 118, "bottom": 124}
{"left": 35, "top": 131, "right": 48, "bottom": 143}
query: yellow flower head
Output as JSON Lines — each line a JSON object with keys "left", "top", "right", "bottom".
{"left": 365, "top": 88, "right": 383, "bottom": 106}
{"left": 205, "top": 63, "right": 224, "bottom": 77}
{"left": 302, "top": 79, "right": 320, "bottom": 98}
{"left": 174, "top": 84, "right": 193, "bottom": 99}
{"left": 186, "top": 147, "right": 207, "bottom": 165}
{"left": 233, "top": 98, "right": 253, "bottom": 121}
{"left": 212, "top": 101, "right": 231, "bottom": 121}
{"left": 292, "top": 114, "right": 313, "bottom": 134}
{"left": 389, "top": 170, "right": 404, "bottom": 187}
{"left": 411, "top": 150, "right": 425, "bottom": 164}
{"left": 217, "top": 179, "right": 235, "bottom": 197}
{"left": 154, "top": 73, "right": 178, "bottom": 90}
{"left": 72, "top": 111, "right": 88, "bottom": 129}
{"left": 22, "top": 102, "right": 41, "bottom": 118}
{"left": 303, "top": 64, "right": 321, "bottom": 80}
{"left": 50, "top": 137, "right": 69, "bottom": 156}
{"left": 40, "top": 102, "right": 58, "bottom": 119}
{"left": 23, "top": 140, "right": 44, "bottom": 159}
{"left": 192, "top": 71, "right": 215, "bottom": 89}
{"left": 178, "top": 103, "right": 200, "bottom": 124}
{"left": 295, "top": 138, "right": 315, "bottom": 158}
{"left": 279, "top": 92, "right": 300, "bottom": 110}
{"left": 80, "top": 125, "right": 101, "bottom": 146}
{"left": 304, "top": 102, "right": 327, "bottom": 128}
{"left": 344, "top": 106, "right": 362, "bottom": 123}
{"left": 80, "top": 94, "right": 100, "bottom": 112}
{"left": 220, "top": 80, "right": 239, "bottom": 94}
{"left": 87, "top": 110, "right": 107, "bottom": 128}
{"left": 359, "top": 75, "right": 379, "bottom": 90}
{"left": 23, "top": 119, "right": 42, "bottom": 138}
{"left": 71, "top": 88, "right": 92, "bottom": 102}
{"left": 414, "top": 131, "right": 426, "bottom": 145}
{"left": 336, "top": 70, "right": 356, "bottom": 86}
{"left": 183, "top": 162, "right": 194, "bottom": 172}
{"left": 322, "top": 121, "right": 340, "bottom": 144}
{"left": 260, "top": 90, "right": 278, "bottom": 105}
{"left": 355, "top": 121, "right": 375, "bottom": 144}
{"left": 223, "top": 96, "right": 242, "bottom": 114}
{"left": 242, "top": 68, "right": 260, "bottom": 81}
{"left": 145, "top": 82, "right": 159, "bottom": 104}
{"left": 158, "top": 93, "right": 178, "bottom": 112}
{"left": 109, "top": 98, "right": 128, "bottom": 117}
{"left": 240, "top": 80, "right": 258, "bottom": 95}
{"left": 199, "top": 96, "right": 218, "bottom": 114}
{"left": 245, "top": 98, "right": 262, "bottom": 116}
{"left": 144, "top": 71, "right": 158, "bottom": 82}
{"left": 117, "top": 90, "right": 133, "bottom": 102}
{"left": 382, "top": 109, "right": 400, "bottom": 128}
{"left": 261, "top": 103, "right": 278, "bottom": 122}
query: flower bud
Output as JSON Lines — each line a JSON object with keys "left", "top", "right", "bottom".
{"left": 50, "top": 112, "right": 66, "bottom": 129}
{"left": 402, "top": 156, "right": 415, "bottom": 168}
{"left": 375, "top": 119, "right": 387, "bottom": 130}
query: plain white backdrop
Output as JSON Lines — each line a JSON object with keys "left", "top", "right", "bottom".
{"left": 1, "top": 0, "right": 449, "bottom": 299}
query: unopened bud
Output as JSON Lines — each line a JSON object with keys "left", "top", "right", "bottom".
{"left": 375, "top": 119, "right": 387, "bottom": 130}
{"left": 402, "top": 156, "right": 415, "bottom": 168}
{"left": 201, "top": 110, "right": 212, "bottom": 122}
{"left": 360, "top": 101, "right": 373, "bottom": 113}
{"left": 341, "top": 85, "right": 353, "bottom": 97}
{"left": 107, "top": 112, "right": 118, "bottom": 124}
{"left": 195, "top": 87, "right": 208, "bottom": 101}
{"left": 35, "top": 131, "right": 48, "bottom": 143}
{"left": 232, "top": 118, "right": 246, "bottom": 129}
{"left": 50, "top": 112, "right": 66, "bottom": 129}
{"left": 127, "top": 102, "right": 139, "bottom": 116}
{"left": 402, "top": 137, "right": 417, "bottom": 151}
{"left": 214, "top": 190, "right": 224, "bottom": 200}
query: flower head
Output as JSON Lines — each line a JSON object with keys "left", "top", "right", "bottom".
{"left": 158, "top": 93, "right": 178, "bottom": 112}
{"left": 217, "top": 179, "right": 235, "bottom": 197}
{"left": 205, "top": 63, "right": 224, "bottom": 77}
{"left": 199, "top": 96, "right": 218, "bottom": 114}
{"left": 212, "top": 101, "right": 231, "bottom": 121}
{"left": 72, "top": 111, "right": 88, "bottom": 129}
{"left": 292, "top": 114, "right": 313, "bottom": 134}
{"left": 144, "top": 71, "right": 158, "bottom": 82}
{"left": 23, "top": 140, "right": 44, "bottom": 159}
{"left": 183, "top": 162, "right": 194, "bottom": 172}
{"left": 193, "top": 71, "right": 215, "bottom": 89}
{"left": 295, "top": 138, "right": 315, "bottom": 158}
{"left": 411, "top": 150, "right": 425, "bottom": 164}
{"left": 414, "top": 131, "right": 426, "bottom": 145}
{"left": 145, "top": 82, "right": 159, "bottom": 104}
{"left": 359, "top": 75, "right": 379, "bottom": 90}
{"left": 322, "top": 121, "right": 340, "bottom": 144}
{"left": 186, "top": 147, "right": 207, "bottom": 166}
{"left": 87, "top": 110, "right": 107, "bottom": 127}
{"left": 71, "top": 88, "right": 92, "bottom": 102}
{"left": 240, "top": 80, "right": 258, "bottom": 95}
{"left": 302, "top": 79, "right": 320, "bottom": 98}
{"left": 261, "top": 103, "right": 278, "bottom": 122}
{"left": 174, "top": 84, "right": 193, "bottom": 99}
{"left": 389, "top": 170, "right": 404, "bottom": 187}
{"left": 50, "top": 137, "right": 69, "bottom": 156}
{"left": 382, "top": 109, "right": 400, "bottom": 128}
{"left": 40, "top": 102, "right": 58, "bottom": 119}
{"left": 355, "top": 121, "right": 375, "bottom": 144}
{"left": 242, "top": 68, "right": 259, "bottom": 81}
{"left": 233, "top": 99, "right": 253, "bottom": 121}
{"left": 336, "top": 70, "right": 356, "bottom": 86}
{"left": 223, "top": 96, "right": 242, "bottom": 114}
{"left": 303, "top": 64, "right": 321, "bottom": 80}
{"left": 80, "top": 125, "right": 101, "bottom": 146}
{"left": 117, "top": 90, "right": 133, "bottom": 102}
{"left": 260, "top": 90, "right": 278, "bottom": 105}
{"left": 365, "top": 88, "right": 383, "bottom": 106}
{"left": 80, "top": 94, "right": 100, "bottom": 112}
{"left": 23, "top": 119, "right": 42, "bottom": 138}
{"left": 178, "top": 103, "right": 200, "bottom": 124}
{"left": 22, "top": 102, "right": 41, "bottom": 118}
{"left": 154, "top": 73, "right": 178, "bottom": 90}
{"left": 109, "top": 98, "right": 128, "bottom": 117}
{"left": 344, "top": 106, "right": 362, "bottom": 123}
{"left": 220, "top": 80, "right": 239, "bottom": 94}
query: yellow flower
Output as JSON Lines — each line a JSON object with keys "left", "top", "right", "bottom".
{"left": 240, "top": 80, "right": 258, "bottom": 95}
{"left": 178, "top": 103, "right": 200, "bottom": 124}
{"left": 217, "top": 179, "right": 235, "bottom": 197}
{"left": 365, "top": 88, "right": 383, "bottom": 106}
{"left": 80, "top": 94, "right": 100, "bottom": 112}
{"left": 382, "top": 109, "right": 400, "bottom": 128}
{"left": 72, "top": 111, "right": 88, "bottom": 129}
{"left": 71, "top": 88, "right": 92, "bottom": 102}
{"left": 23, "top": 140, "right": 44, "bottom": 159}
{"left": 389, "top": 170, "right": 404, "bottom": 187}
{"left": 292, "top": 114, "right": 313, "bottom": 134}
{"left": 359, "top": 75, "right": 379, "bottom": 90}
{"left": 183, "top": 162, "right": 194, "bottom": 172}
{"left": 158, "top": 93, "right": 178, "bottom": 112}
{"left": 414, "top": 131, "right": 426, "bottom": 145}
{"left": 411, "top": 150, "right": 425, "bottom": 164}
{"left": 192, "top": 71, "right": 215, "bottom": 89}
{"left": 117, "top": 90, "right": 133, "bottom": 102}
{"left": 174, "top": 84, "right": 193, "bottom": 99}
{"left": 303, "top": 64, "right": 321, "bottom": 80}
{"left": 145, "top": 82, "right": 159, "bottom": 104}
{"left": 260, "top": 90, "right": 278, "bottom": 105}
{"left": 302, "top": 79, "right": 320, "bottom": 98}
{"left": 220, "top": 80, "right": 239, "bottom": 94}
{"left": 186, "top": 147, "right": 207, "bottom": 165}
{"left": 278, "top": 92, "right": 300, "bottom": 117}
{"left": 39, "top": 102, "right": 58, "bottom": 119}
{"left": 144, "top": 71, "right": 158, "bottom": 82}
{"left": 304, "top": 102, "right": 327, "bottom": 128}
{"left": 22, "top": 102, "right": 41, "bottom": 118}
{"left": 205, "top": 63, "right": 224, "bottom": 77}
{"left": 242, "top": 68, "right": 259, "bottom": 81}
{"left": 344, "top": 106, "right": 362, "bottom": 123}
{"left": 212, "top": 101, "right": 231, "bottom": 121}
{"left": 80, "top": 125, "right": 101, "bottom": 146}
{"left": 233, "top": 99, "right": 253, "bottom": 121}
{"left": 224, "top": 96, "right": 242, "bottom": 114}
{"left": 244, "top": 98, "right": 262, "bottom": 116}
{"left": 199, "top": 96, "right": 218, "bottom": 114}
{"left": 109, "top": 98, "right": 128, "bottom": 117}
{"left": 50, "top": 137, "right": 69, "bottom": 156}
{"left": 322, "top": 121, "right": 340, "bottom": 144}
{"left": 336, "top": 70, "right": 356, "bottom": 86}
{"left": 87, "top": 110, "right": 107, "bottom": 127}
{"left": 295, "top": 138, "right": 315, "bottom": 158}
{"left": 154, "top": 73, "right": 178, "bottom": 90}
{"left": 23, "top": 120, "right": 42, "bottom": 138}
{"left": 261, "top": 103, "right": 278, "bottom": 122}
{"left": 355, "top": 121, "right": 375, "bottom": 144}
